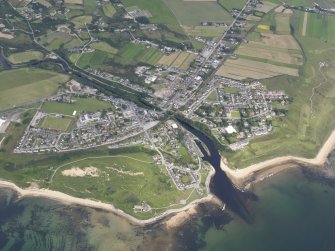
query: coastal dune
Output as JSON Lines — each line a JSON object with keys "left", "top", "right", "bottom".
{"left": 221, "top": 130, "right": 335, "bottom": 188}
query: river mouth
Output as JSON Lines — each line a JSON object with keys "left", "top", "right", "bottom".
{"left": 178, "top": 119, "right": 255, "bottom": 223}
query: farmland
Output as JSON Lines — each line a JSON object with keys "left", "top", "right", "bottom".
{"left": 41, "top": 97, "right": 114, "bottom": 116}
{"left": 116, "top": 43, "right": 163, "bottom": 66}
{"left": 121, "top": 0, "right": 179, "bottom": 25}
{"left": 77, "top": 50, "right": 109, "bottom": 69}
{"left": 7, "top": 51, "right": 44, "bottom": 64}
{"left": 0, "top": 68, "right": 69, "bottom": 110}
{"left": 90, "top": 42, "right": 118, "bottom": 54}
{"left": 218, "top": 0, "right": 246, "bottom": 10}
{"left": 163, "top": 0, "right": 233, "bottom": 26}
{"left": 217, "top": 10, "right": 302, "bottom": 80}
{"left": 182, "top": 26, "right": 226, "bottom": 38}
{"left": 158, "top": 51, "right": 196, "bottom": 70}
{"left": 225, "top": 10, "right": 335, "bottom": 168}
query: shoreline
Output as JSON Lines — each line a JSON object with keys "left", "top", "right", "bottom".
{"left": 2, "top": 128, "right": 335, "bottom": 227}
{"left": 0, "top": 179, "right": 215, "bottom": 227}
{"left": 221, "top": 130, "right": 335, "bottom": 188}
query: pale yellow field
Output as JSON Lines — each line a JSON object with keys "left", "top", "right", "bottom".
{"left": 236, "top": 45, "right": 303, "bottom": 65}
{"left": 0, "top": 32, "right": 14, "bottom": 40}
{"left": 250, "top": 33, "right": 300, "bottom": 50}
{"left": 64, "top": 0, "right": 83, "bottom": 4}
{"left": 180, "top": 53, "right": 196, "bottom": 70}
{"left": 216, "top": 58, "right": 299, "bottom": 80}
{"left": 158, "top": 51, "right": 196, "bottom": 70}
{"left": 182, "top": 26, "right": 226, "bottom": 37}
{"left": 158, "top": 53, "right": 179, "bottom": 66}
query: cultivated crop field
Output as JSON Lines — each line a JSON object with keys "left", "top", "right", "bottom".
{"left": 158, "top": 51, "right": 196, "bottom": 70}
{"left": 182, "top": 26, "right": 226, "bottom": 38}
{"left": 163, "top": 0, "right": 233, "bottom": 26}
{"left": 77, "top": 50, "right": 109, "bottom": 69}
{"left": 0, "top": 68, "right": 69, "bottom": 110}
{"left": 116, "top": 43, "right": 162, "bottom": 66}
{"left": 225, "top": 9, "right": 335, "bottom": 168}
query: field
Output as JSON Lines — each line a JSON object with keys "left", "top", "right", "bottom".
{"left": 102, "top": 2, "right": 116, "bottom": 17}
{"left": 216, "top": 58, "right": 299, "bottom": 80}
{"left": 64, "top": 0, "right": 83, "bottom": 4}
{"left": 36, "top": 0, "right": 52, "bottom": 7}
{"left": 7, "top": 51, "right": 44, "bottom": 64}
{"left": 121, "top": 0, "right": 179, "bottom": 25}
{"left": 158, "top": 51, "right": 196, "bottom": 70}
{"left": 225, "top": 10, "right": 335, "bottom": 168}
{"left": 71, "top": 15, "right": 92, "bottom": 28}
{"left": 41, "top": 97, "right": 114, "bottom": 116}
{"left": 218, "top": 0, "right": 246, "bottom": 10}
{"left": 39, "top": 115, "right": 72, "bottom": 131}
{"left": 90, "top": 42, "right": 118, "bottom": 54}
{"left": 116, "top": 43, "right": 162, "bottom": 66}
{"left": 218, "top": 10, "right": 303, "bottom": 80}
{"left": 38, "top": 31, "right": 73, "bottom": 50}
{"left": 182, "top": 26, "right": 226, "bottom": 38}
{"left": 77, "top": 50, "right": 108, "bottom": 69}
{"left": 163, "top": 0, "right": 233, "bottom": 26}
{"left": 305, "top": 13, "right": 335, "bottom": 43}
{"left": 0, "top": 68, "right": 69, "bottom": 110}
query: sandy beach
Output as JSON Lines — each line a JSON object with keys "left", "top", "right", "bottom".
{"left": 221, "top": 130, "right": 335, "bottom": 188}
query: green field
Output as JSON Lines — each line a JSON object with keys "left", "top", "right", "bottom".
{"left": 225, "top": 10, "right": 335, "bottom": 168}
{"left": 8, "top": 51, "right": 44, "bottom": 64}
{"left": 39, "top": 115, "right": 72, "bottom": 131}
{"left": 163, "top": 0, "right": 233, "bottom": 26}
{"left": 90, "top": 42, "right": 118, "bottom": 54}
{"left": 218, "top": 0, "right": 246, "bottom": 10}
{"left": 77, "top": 50, "right": 108, "bottom": 69}
{"left": 71, "top": 15, "right": 92, "bottom": 28}
{"left": 102, "top": 2, "right": 116, "bottom": 17}
{"left": 0, "top": 68, "right": 69, "bottom": 110}
{"left": 116, "top": 43, "right": 162, "bottom": 65}
{"left": 41, "top": 97, "right": 114, "bottom": 116}
{"left": 122, "top": 0, "right": 179, "bottom": 25}
{"left": 305, "top": 13, "right": 335, "bottom": 43}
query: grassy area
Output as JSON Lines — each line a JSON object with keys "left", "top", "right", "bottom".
{"left": 206, "top": 90, "right": 218, "bottom": 102}
{"left": 182, "top": 26, "right": 226, "bottom": 38}
{"left": 42, "top": 146, "right": 204, "bottom": 219}
{"left": 116, "top": 43, "right": 162, "bottom": 65}
{"left": 0, "top": 68, "right": 69, "bottom": 110}
{"left": 90, "top": 42, "right": 118, "bottom": 54}
{"left": 39, "top": 115, "right": 72, "bottom": 131}
{"left": 71, "top": 15, "right": 92, "bottom": 28}
{"left": 0, "top": 110, "right": 35, "bottom": 153}
{"left": 7, "top": 51, "right": 44, "bottom": 64}
{"left": 163, "top": 0, "right": 233, "bottom": 26}
{"left": 77, "top": 50, "right": 109, "bottom": 69}
{"left": 122, "top": 0, "right": 179, "bottom": 25}
{"left": 41, "top": 97, "right": 114, "bottom": 116}
{"left": 225, "top": 10, "right": 335, "bottom": 168}
{"left": 305, "top": 13, "right": 335, "bottom": 43}
{"left": 102, "top": 2, "right": 116, "bottom": 17}
{"left": 218, "top": 0, "right": 246, "bottom": 10}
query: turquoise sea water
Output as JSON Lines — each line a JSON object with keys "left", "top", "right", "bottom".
{"left": 1, "top": 165, "right": 335, "bottom": 251}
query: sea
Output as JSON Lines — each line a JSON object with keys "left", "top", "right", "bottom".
{"left": 2, "top": 159, "right": 335, "bottom": 251}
